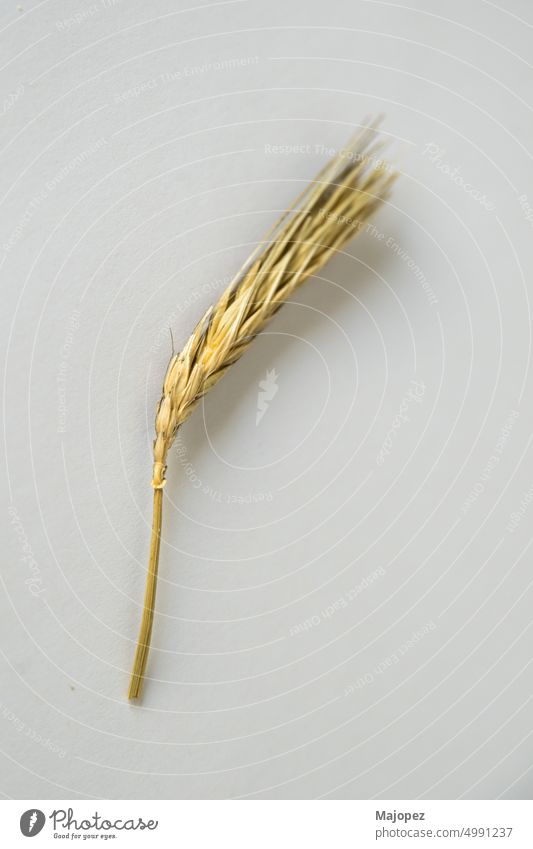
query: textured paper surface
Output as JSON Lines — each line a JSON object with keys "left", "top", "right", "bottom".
{"left": 1, "top": 0, "right": 533, "bottom": 799}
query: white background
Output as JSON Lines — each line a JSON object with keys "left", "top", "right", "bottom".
{"left": 1, "top": 0, "right": 533, "bottom": 800}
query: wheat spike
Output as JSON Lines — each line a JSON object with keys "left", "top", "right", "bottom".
{"left": 128, "top": 119, "right": 396, "bottom": 699}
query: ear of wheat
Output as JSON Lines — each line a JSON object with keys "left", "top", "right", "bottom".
{"left": 128, "top": 119, "right": 396, "bottom": 699}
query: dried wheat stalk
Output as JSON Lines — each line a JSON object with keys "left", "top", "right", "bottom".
{"left": 128, "top": 120, "right": 396, "bottom": 699}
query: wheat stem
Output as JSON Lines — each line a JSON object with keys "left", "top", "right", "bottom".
{"left": 128, "top": 487, "right": 163, "bottom": 699}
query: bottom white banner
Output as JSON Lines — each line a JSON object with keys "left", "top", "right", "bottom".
{"left": 1, "top": 799, "right": 531, "bottom": 847}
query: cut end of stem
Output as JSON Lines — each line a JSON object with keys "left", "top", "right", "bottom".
{"left": 128, "top": 671, "right": 143, "bottom": 701}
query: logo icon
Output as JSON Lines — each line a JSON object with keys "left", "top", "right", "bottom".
{"left": 20, "top": 810, "right": 45, "bottom": 837}
{"left": 256, "top": 368, "right": 279, "bottom": 425}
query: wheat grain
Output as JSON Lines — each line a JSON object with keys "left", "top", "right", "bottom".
{"left": 128, "top": 119, "right": 396, "bottom": 699}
